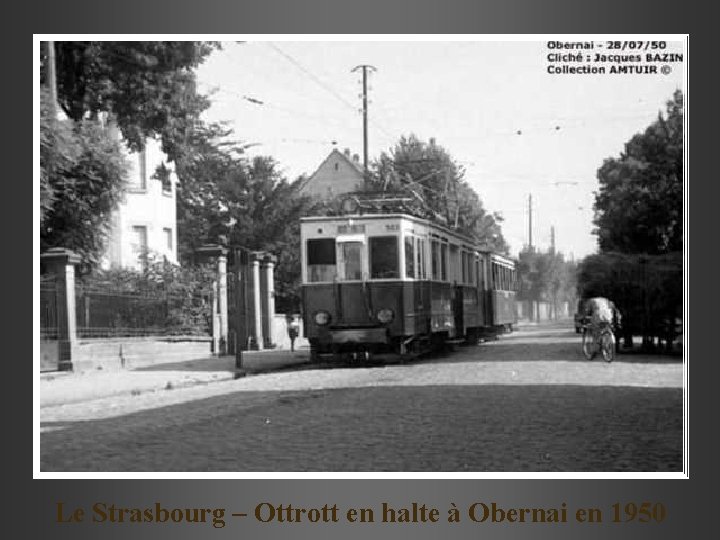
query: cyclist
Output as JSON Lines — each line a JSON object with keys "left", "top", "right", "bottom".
{"left": 582, "top": 297, "right": 622, "bottom": 357}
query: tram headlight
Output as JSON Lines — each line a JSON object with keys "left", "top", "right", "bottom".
{"left": 314, "top": 310, "right": 331, "bottom": 326}
{"left": 376, "top": 308, "right": 395, "bottom": 324}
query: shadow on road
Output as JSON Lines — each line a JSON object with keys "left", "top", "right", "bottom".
{"left": 40, "top": 384, "right": 682, "bottom": 472}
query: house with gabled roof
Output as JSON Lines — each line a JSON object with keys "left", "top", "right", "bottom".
{"left": 300, "top": 147, "right": 366, "bottom": 200}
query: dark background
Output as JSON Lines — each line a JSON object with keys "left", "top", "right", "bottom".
{"left": 22, "top": 2, "right": 712, "bottom": 538}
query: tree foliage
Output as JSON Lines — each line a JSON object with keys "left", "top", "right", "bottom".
{"left": 41, "top": 41, "right": 219, "bottom": 160}
{"left": 40, "top": 89, "right": 128, "bottom": 265}
{"left": 371, "top": 135, "right": 508, "bottom": 253}
{"left": 77, "top": 258, "right": 217, "bottom": 337}
{"left": 177, "top": 141, "right": 313, "bottom": 313}
{"left": 593, "top": 90, "right": 683, "bottom": 254}
{"left": 516, "top": 247, "right": 577, "bottom": 315}
{"left": 576, "top": 252, "right": 682, "bottom": 347}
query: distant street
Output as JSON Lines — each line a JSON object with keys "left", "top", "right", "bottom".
{"left": 41, "top": 322, "right": 683, "bottom": 472}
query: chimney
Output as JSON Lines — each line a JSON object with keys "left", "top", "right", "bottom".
{"left": 352, "top": 154, "right": 359, "bottom": 163}
{"left": 344, "top": 148, "right": 351, "bottom": 158}
{"left": 429, "top": 137, "right": 436, "bottom": 146}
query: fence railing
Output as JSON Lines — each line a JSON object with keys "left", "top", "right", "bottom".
{"left": 74, "top": 281, "right": 213, "bottom": 339}
{"left": 40, "top": 275, "right": 59, "bottom": 340}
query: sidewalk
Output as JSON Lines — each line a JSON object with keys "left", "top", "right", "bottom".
{"left": 39, "top": 349, "right": 311, "bottom": 408}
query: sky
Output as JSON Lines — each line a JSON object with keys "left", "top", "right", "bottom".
{"left": 195, "top": 38, "right": 686, "bottom": 260}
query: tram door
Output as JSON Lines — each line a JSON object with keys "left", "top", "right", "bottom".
{"left": 481, "top": 256, "right": 493, "bottom": 326}
{"left": 453, "top": 285, "right": 464, "bottom": 338}
{"left": 451, "top": 246, "right": 463, "bottom": 338}
{"left": 335, "top": 238, "right": 365, "bottom": 324}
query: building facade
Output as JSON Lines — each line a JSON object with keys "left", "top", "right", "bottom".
{"left": 299, "top": 147, "right": 365, "bottom": 199}
{"left": 102, "top": 136, "right": 178, "bottom": 271}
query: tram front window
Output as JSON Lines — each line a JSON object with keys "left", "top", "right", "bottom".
{"left": 338, "top": 241, "right": 364, "bottom": 281}
{"left": 307, "top": 238, "right": 336, "bottom": 282}
{"left": 404, "top": 237, "right": 415, "bottom": 278}
{"left": 370, "top": 236, "right": 399, "bottom": 279}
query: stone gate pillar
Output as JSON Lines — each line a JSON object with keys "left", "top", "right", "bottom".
{"left": 250, "top": 252, "right": 264, "bottom": 350}
{"left": 217, "top": 251, "right": 228, "bottom": 354}
{"left": 260, "top": 253, "right": 277, "bottom": 349}
{"left": 210, "top": 279, "right": 220, "bottom": 354}
{"left": 196, "top": 245, "right": 228, "bottom": 355}
{"left": 40, "top": 248, "right": 81, "bottom": 371}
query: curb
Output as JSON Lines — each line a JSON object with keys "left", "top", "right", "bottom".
{"left": 40, "top": 371, "right": 238, "bottom": 409}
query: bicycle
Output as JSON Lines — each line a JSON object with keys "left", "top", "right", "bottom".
{"left": 581, "top": 321, "right": 616, "bottom": 362}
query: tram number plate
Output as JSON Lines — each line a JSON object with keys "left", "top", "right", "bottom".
{"left": 337, "top": 224, "right": 366, "bottom": 234}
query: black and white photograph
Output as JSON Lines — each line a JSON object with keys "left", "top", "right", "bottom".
{"left": 36, "top": 37, "right": 686, "bottom": 474}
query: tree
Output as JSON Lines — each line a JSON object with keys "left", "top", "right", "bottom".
{"left": 593, "top": 90, "right": 683, "bottom": 254}
{"left": 41, "top": 41, "right": 219, "bottom": 160}
{"left": 516, "top": 247, "right": 577, "bottom": 320}
{"left": 40, "top": 89, "right": 76, "bottom": 224}
{"left": 40, "top": 41, "right": 220, "bottom": 265}
{"left": 371, "top": 135, "right": 508, "bottom": 253}
{"left": 176, "top": 144, "right": 313, "bottom": 313}
{"left": 576, "top": 252, "right": 681, "bottom": 349}
{"left": 40, "top": 90, "right": 128, "bottom": 265}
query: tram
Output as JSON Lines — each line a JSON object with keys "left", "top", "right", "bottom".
{"left": 300, "top": 203, "right": 518, "bottom": 361}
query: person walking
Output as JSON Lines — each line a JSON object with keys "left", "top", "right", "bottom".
{"left": 287, "top": 315, "right": 300, "bottom": 352}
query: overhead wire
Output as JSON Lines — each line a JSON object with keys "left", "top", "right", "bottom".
{"left": 219, "top": 45, "right": 356, "bottom": 118}
{"left": 266, "top": 42, "right": 398, "bottom": 144}
{"left": 212, "top": 87, "right": 353, "bottom": 130}
{"left": 266, "top": 42, "right": 358, "bottom": 113}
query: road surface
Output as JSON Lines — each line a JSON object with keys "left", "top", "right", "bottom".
{"left": 40, "top": 323, "right": 683, "bottom": 472}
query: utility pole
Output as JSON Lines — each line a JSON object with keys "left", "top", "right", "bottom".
{"left": 47, "top": 41, "right": 58, "bottom": 117}
{"left": 550, "top": 225, "right": 556, "bottom": 253}
{"left": 528, "top": 193, "right": 533, "bottom": 251}
{"left": 352, "top": 64, "right": 376, "bottom": 191}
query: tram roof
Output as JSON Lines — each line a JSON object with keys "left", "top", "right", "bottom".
{"left": 301, "top": 212, "right": 512, "bottom": 260}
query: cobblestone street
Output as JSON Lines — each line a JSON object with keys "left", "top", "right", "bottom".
{"left": 40, "top": 323, "right": 683, "bottom": 472}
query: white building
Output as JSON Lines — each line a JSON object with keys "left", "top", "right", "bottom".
{"left": 102, "top": 136, "right": 178, "bottom": 271}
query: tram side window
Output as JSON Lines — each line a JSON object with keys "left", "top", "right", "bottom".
{"left": 462, "top": 252, "right": 474, "bottom": 285}
{"left": 370, "top": 236, "right": 399, "bottom": 279}
{"left": 418, "top": 238, "right": 427, "bottom": 279}
{"left": 404, "top": 236, "right": 415, "bottom": 278}
{"left": 307, "top": 238, "right": 336, "bottom": 282}
{"left": 449, "top": 245, "right": 460, "bottom": 283}
{"left": 440, "top": 243, "right": 448, "bottom": 281}
{"left": 431, "top": 240, "right": 440, "bottom": 280}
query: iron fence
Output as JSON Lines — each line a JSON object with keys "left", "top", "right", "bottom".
{"left": 40, "top": 275, "right": 58, "bottom": 340}
{"left": 74, "top": 281, "right": 213, "bottom": 338}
